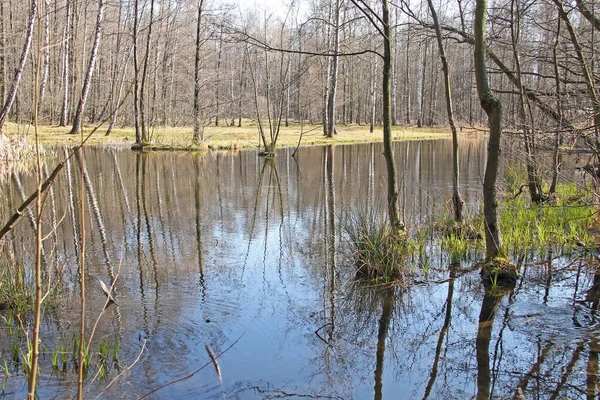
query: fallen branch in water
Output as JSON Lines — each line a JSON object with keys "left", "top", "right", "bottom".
{"left": 137, "top": 332, "right": 245, "bottom": 400}
{"left": 205, "top": 344, "right": 222, "bottom": 381}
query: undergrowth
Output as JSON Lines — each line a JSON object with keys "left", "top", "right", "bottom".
{"left": 433, "top": 182, "right": 596, "bottom": 264}
{"left": 344, "top": 210, "right": 412, "bottom": 283}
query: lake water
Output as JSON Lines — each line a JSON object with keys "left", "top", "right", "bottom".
{"left": 1, "top": 139, "right": 598, "bottom": 399}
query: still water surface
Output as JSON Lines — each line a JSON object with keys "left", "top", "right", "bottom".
{"left": 1, "top": 139, "right": 599, "bottom": 399}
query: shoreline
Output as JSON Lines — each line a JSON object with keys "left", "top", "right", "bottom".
{"left": 2, "top": 121, "right": 476, "bottom": 152}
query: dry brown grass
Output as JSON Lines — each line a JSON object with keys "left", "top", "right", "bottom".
{"left": 4, "top": 120, "right": 458, "bottom": 150}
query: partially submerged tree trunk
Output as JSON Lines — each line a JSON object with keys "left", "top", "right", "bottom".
{"left": 511, "top": 0, "right": 544, "bottom": 204}
{"left": 0, "top": 0, "right": 36, "bottom": 131}
{"left": 426, "top": 0, "right": 464, "bottom": 223}
{"left": 69, "top": 0, "right": 105, "bottom": 135}
{"left": 382, "top": 0, "right": 402, "bottom": 231}
{"left": 474, "top": 0, "right": 516, "bottom": 282}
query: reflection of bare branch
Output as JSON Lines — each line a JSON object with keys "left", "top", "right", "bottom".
{"left": 315, "top": 322, "right": 333, "bottom": 346}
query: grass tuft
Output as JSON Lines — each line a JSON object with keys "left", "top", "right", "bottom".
{"left": 345, "top": 210, "right": 411, "bottom": 283}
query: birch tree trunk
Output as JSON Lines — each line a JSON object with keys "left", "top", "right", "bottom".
{"left": 326, "top": 0, "right": 340, "bottom": 138}
{"left": 0, "top": 0, "right": 5, "bottom": 103}
{"left": 69, "top": 0, "right": 104, "bottom": 135}
{"left": 139, "top": 0, "right": 155, "bottom": 141}
{"left": 59, "top": 0, "right": 71, "bottom": 126}
{"left": 0, "top": 0, "right": 36, "bottom": 131}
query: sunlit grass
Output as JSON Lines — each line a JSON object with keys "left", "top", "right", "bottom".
{"left": 0, "top": 129, "right": 40, "bottom": 180}
{"left": 498, "top": 182, "right": 596, "bottom": 259}
{"left": 432, "top": 182, "right": 596, "bottom": 264}
{"left": 344, "top": 210, "right": 412, "bottom": 283}
{"left": 2, "top": 120, "right": 457, "bottom": 150}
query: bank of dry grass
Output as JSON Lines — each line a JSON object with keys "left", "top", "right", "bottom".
{"left": 2, "top": 120, "right": 458, "bottom": 150}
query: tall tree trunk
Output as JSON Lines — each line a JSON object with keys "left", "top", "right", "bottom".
{"left": 416, "top": 40, "right": 427, "bottom": 128}
{"left": 511, "top": 0, "right": 544, "bottom": 203}
{"left": 69, "top": 0, "right": 104, "bottom": 135}
{"left": 38, "top": 0, "right": 49, "bottom": 112}
{"left": 139, "top": 0, "right": 155, "bottom": 142}
{"left": 59, "top": 0, "right": 71, "bottom": 126}
{"left": 405, "top": 26, "right": 411, "bottom": 124}
{"left": 0, "top": 0, "right": 36, "bottom": 131}
{"left": 133, "top": 0, "right": 141, "bottom": 143}
{"left": 192, "top": 0, "right": 205, "bottom": 145}
{"left": 550, "top": 12, "right": 563, "bottom": 194}
{"left": 474, "top": 0, "right": 511, "bottom": 270}
{"left": 238, "top": 44, "right": 248, "bottom": 127}
{"left": 326, "top": 0, "right": 340, "bottom": 138}
{"left": 322, "top": 18, "right": 332, "bottom": 136}
{"left": 106, "top": 1, "right": 132, "bottom": 136}
{"left": 426, "top": 0, "right": 464, "bottom": 222}
{"left": 0, "top": 0, "right": 5, "bottom": 103}
{"left": 382, "top": 0, "right": 402, "bottom": 230}
{"left": 391, "top": 8, "right": 398, "bottom": 126}
{"left": 369, "top": 56, "right": 376, "bottom": 133}
{"left": 214, "top": 27, "right": 223, "bottom": 127}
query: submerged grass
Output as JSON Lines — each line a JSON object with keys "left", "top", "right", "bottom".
{"left": 498, "top": 182, "right": 595, "bottom": 259}
{"left": 0, "top": 320, "right": 120, "bottom": 381}
{"left": 431, "top": 182, "right": 596, "bottom": 265}
{"left": 0, "top": 242, "right": 63, "bottom": 313}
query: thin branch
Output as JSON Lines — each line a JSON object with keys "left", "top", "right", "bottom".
{"left": 137, "top": 333, "right": 245, "bottom": 400}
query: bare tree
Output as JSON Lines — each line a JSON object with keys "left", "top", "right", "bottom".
{"left": 59, "top": 0, "right": 71, "bottom": 127}
{"left": 474, "top": 0, "right": 515, "bottom": 280}
{"left": 425, "top": 0, "right": 464, "bottom": 222}
{"left": 0, "top": 0, "right": 36, "bottom": 131}
{"left": 349, "top": 0, "right": 403, "bottom": 230}
{"left": 69, "top": 0, "right": 105, "bottom": 135}
{"left": 193, "top": 0, "right": 206, "bottom": 145}
{"left": 139, "top": 0, "right": 155, "bottom": 141}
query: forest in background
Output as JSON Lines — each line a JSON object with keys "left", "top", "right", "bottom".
{"left": 0, "top": 0, "right": 596, "bottom": 144}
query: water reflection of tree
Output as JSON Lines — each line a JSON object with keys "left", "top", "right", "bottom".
{"left": 476, "top": 288, "right": 507, "bottom": 400}
{"left": 325, "top": 145, "right": 336, "bottom": 341}
{"left": 374, "top": 287, "right": 394, "bottom": 400}
{"left": 194, "top": 154, "right": 206, "bottom": 298}
{"left": 422, "top": 267, "right": 455, "bottom": 400}
{"left": 244, "top": 157, "right": 285, "bottom": 269}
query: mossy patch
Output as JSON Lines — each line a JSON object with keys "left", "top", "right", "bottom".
{"left": 478, "top": 256, "right": 518, "bottom": 287}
